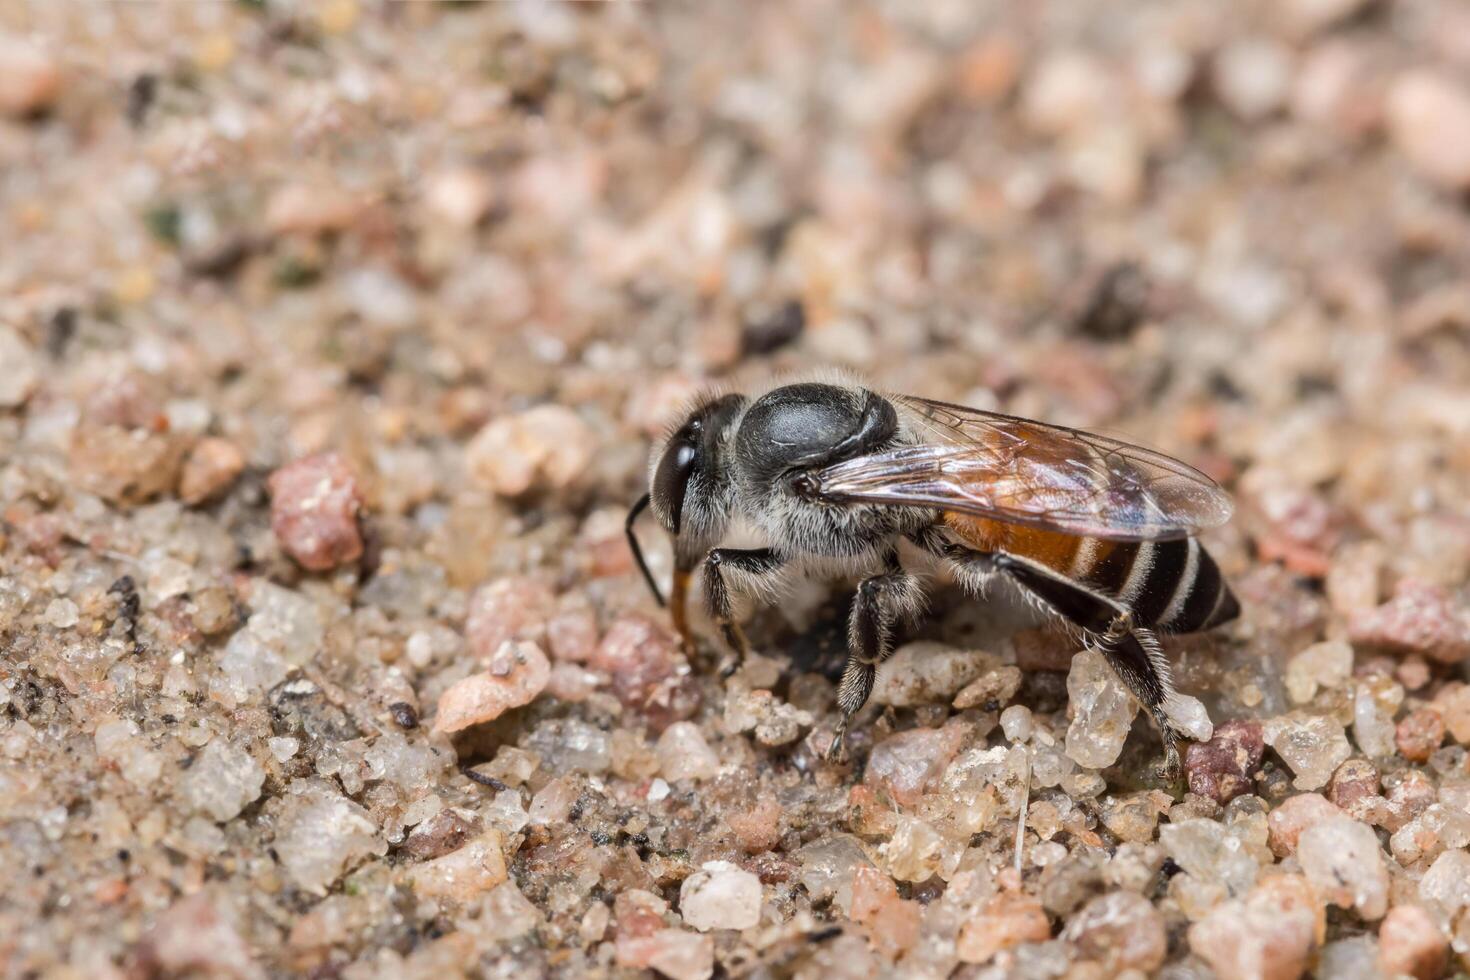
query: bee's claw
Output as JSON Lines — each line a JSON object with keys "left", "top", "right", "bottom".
{"left": 1160, "top": 743, "right": 1182, "bottom": 784}
{"left": 825, "top": 720, "right": 851, "bottom": 763}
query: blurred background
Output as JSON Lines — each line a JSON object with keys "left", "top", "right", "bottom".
{"left": 3, "top": 1, "right": 1470, "bottom": 977}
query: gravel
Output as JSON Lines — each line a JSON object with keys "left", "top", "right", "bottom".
{"left": 4, "top": 2, "right": 1470, "bottom": 978}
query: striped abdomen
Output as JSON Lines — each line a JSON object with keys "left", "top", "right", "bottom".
{"left": 943, "top": 515, "right": 1238, "bottom": 634}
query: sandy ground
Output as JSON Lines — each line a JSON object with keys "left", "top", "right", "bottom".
{"left": 3, "top": 1, "right": 1470, "bottom": 978}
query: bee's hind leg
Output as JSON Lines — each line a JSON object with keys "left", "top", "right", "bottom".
{"left": 1098, "top": 629, "right": 1183, "bottom": 781}
{"left": 828, "top": 553, "right": 925, "bottom": 762}
{"left": 939, "top": 543, "right": 1186, "bottom": 781}
{"left": 702, "top": 548, "right": 785, "bottom": 676}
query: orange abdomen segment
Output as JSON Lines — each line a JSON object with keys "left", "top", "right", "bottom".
{"left": 943, "top": 512, "right": 1086, "bottom": 576}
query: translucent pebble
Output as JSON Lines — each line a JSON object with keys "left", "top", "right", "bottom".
{"left": 522, "top": 719, "right": 610, "bottom": 775}
{"left": 43, "top": 597, "right": 79, "bottom": 629}
{"left": 1390, "top": 803, "right": 1470, "bottom": 867}
{"left": 679, "top": 860, "right": 762, "bottom": 931}
{"left": 529, "top": 776, "right": 579, "bottom": 825}
{"left": 180, "top": 739, "right": 265, "bottom": 822}
{"left": 884, "top": 814, "right": 963, "bottom": 882}
{"left": 273, "top": 780, "right": 381, "bottom": 895}
{"left": 1160, "top": 818, "right": 1259, "bottom": 900}
{"left": 94, "top": 718, "right": 162, "bottom": 787}
{"left": 1285, "top": 640, "right": 1353, "bottom": 704}
{"left": 655, "top": 721, "right": 719, "bottom": 782}
{"left": 1416, "top": 847, "right": 1470, "bottom": 920}
{"left": 1065, "top": 650, "right": 1138, "bottom": 769}
{"left": 1264, "top": 712, "right": 1353, "bottom": 789}
{"left": 1267, "top": 792, "right": 1343, "bottom": 857}
{"left": 796, "top": 834, "right": 875, "bottom": 914}
{"left": 475, "top": 881, "right": 542, "bottom": 942}
{"left": 362, "top": 731, "right": 447, "bottom": 788}
{"left": 1316, "top": 936, "right": 1385, "bottom": 980}
{"left": 1354, "top": 677, "right": 1404, "bottom": 758}
{"left": 870, "top": 641, "right": 996, "bottom": 707}
{"left": 1001, "top": 705, "right": 1034, "bottom": 742}
{"left": 409, "top": 830, "right": 508, "bottom": 903}
{"left": 1188, "top": 875, "right": 1318, "bottom": 980}
{"left": 1166, "top": 693, "right": 1214, "bottom": 742}
{"left": 866, "top": 722, "right": 967, "bottom": 806}
{"left": 1297, "top": 815, "right": 1389, "bottom": 919}
{"left": 1062, "top": 891, "right": 1167, "bottom": 973}
{"left": 1030, "top": 743, "right": 1077, "bottom": 788}
{"left": 483, "top": 789, "right": 529, "bottom": 835}
{"left": 401, "top": 795, "right": 442, "bottom": 828}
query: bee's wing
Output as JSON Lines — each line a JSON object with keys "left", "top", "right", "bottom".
{"left": 809, "top": 395, "right": 1233, "bottom": 542}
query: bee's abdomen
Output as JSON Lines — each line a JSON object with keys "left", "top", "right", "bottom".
{"left": 942, "top": 515, "right": 1238, "bottom": 634}
{"left": 1074, "top": 537, "right": 1237, "bottom": 633}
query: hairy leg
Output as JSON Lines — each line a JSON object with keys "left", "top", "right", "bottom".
{"left": 829, "top": 553, "right": 925, "bottom": 762}
{"left": 936, "top": 539, "right": 1184, "bottom": 779}
{"left": 701, "top": 547, "right": 785, "bottom": 669}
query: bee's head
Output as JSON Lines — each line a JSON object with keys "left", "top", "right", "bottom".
{"left": 647, "top": 392, "right": 745, "bottom": 538}
{"left": 626, "top": 392, "right": 745, "bottom": 605}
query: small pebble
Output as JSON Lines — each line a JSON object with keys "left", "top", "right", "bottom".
{"left": 1264, "top": 713, "right": 1352, "bottom": 790}
{"left": 465, "top": 577, "right": 556, "bottom": 661}
{"left": 1387, "top": 70, "right": 1470, "bottom": 190}
{"left": 1267, "top": 792, "right": 1344, "bottom": 857}
{"left": 678, "top": 861, "right": 762, "bottom": 931}
{"left": 1065, "top": 649, "right": 1137, "bottom": 769}
{"left": 865, "top": 722, "right": 967, "bottom": 807}
{"left": 849, "top": 865, "right": 921, "bottom": 960}
{"left": 0, "top": 326, "right": 40, "bottom": 407}
{"left": 408, "top": 831, "right": 508, "bottom": 903}
{"left": 655, "top": 722, "right": 719, "bottom": 782}
{"left": 267, "top": 453, "right": 365, "bottom": 572}
{"left": 1297, "top": 814, "right": 1389, "bottom": 919}
{"left": 1062, "top": 891, "right": 1167, "bottom": 973}
{"left": 1185, "top": 720, "right": 1265, "bottom": 804}
{"left": 466, "top": 405, "right": 595, "bottom": 498}
{"left": 179, "top": 438, "right": 245, "bottom": 505}
{"left": 1188, "top": 874, "right": 1320, "bottom": 980}
{"left": 1396, "top": 708, "right": 1446, "bottom": 763}
{"left": 1377, "top": 904, "right": 1447, "bottom": 980}
{"left": 870, "top": 642, "right": 997, "bottom": 707}
{"left": 1351, "top": 580, "right": 1470, "bottom": 665}
{"left": 1000, "top": 705, "right": 1033, "bottom": 742}
{"left": 0, "top": 36, "right": 61, "bottom": 117}
{"left": 1326, "top": 758, "right": 1380, "bottom": 814}
{"left": 956, "top": 891, "right": 1051, "bottom": 964}
{"left": 431, "top": 641, "right": 550, "bottom": 733}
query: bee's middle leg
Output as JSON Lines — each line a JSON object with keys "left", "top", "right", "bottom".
{"left": 702, "top": 547, "right": 784, "bottom": 673}
{"left": 829, "top": 553, "right": 925, "bottom": 761}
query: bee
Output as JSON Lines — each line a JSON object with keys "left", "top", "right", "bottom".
{"left": 625, "top": 378, "right": 1238, "bottom": 775}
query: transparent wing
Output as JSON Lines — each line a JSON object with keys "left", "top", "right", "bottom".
{"left": 809, "top": 395, "right": 1233, "bottom": 541}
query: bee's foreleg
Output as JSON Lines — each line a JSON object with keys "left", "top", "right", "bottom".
{"left": 701, "top": 547, "right": 784, "bottom": 673}
{"left": 829, "top": 553, "right": 924, "bottom": 762}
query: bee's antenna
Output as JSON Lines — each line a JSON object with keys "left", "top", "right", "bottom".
{"left": 625, "top": 493, "right": 666, "bottom": 607}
